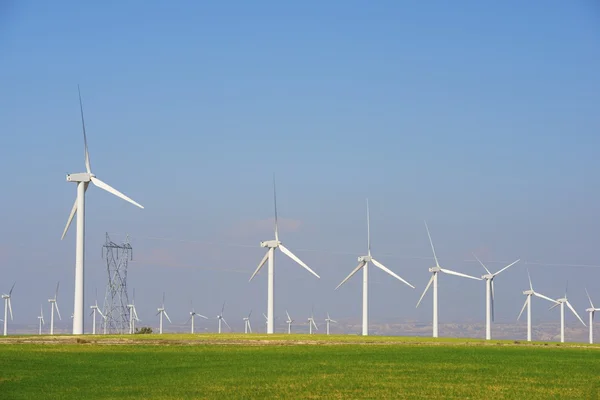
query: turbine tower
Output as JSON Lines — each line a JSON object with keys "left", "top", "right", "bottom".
{"left": 48, "top": 282, "right": 61, "bottom": 335}
{"left": 187, "top": 301, "right": 208, "bottom": 334}
{"left": 127, "top": 289, "right": 140, "bottom": 334}
{"left": 335, "top": 200, "right": 414, "bottom": 336}
{"left": 585, "top": 289, "right": 600, "bottom": 344}
{"left": 216, "top": 303, "right": 230, "bottom": 333}
{"left": 325, "top": 312, "right": 337, "bottom": 335}
{"left": 285, "top": 310, "right": 293, "bottom": 334}
{"left": 156, "top": 293, "right": 172, "bottom": 334}
{"left": 517, "top": 270, "right": 557, "bottom": 341}
{"left": 249, "top": 178, "right": 320, "bottom": 334}
{"left": 61, "top": 86, "right": 143, "bottom": 334}
{"left": 37, "top": 305, "right": 45, "bottom": 335}
{"left": 416, "top": 222, "right": 481, "bottom": 338}
{"left": 474, "top": 254, "right": 520, "bottom": 340}
{"left": 243, "top": 310, "right": 252, "bottom": 334}
{"left": 549, "top": 283, "right": 586, "bottom": 343}
{"left": 2, "top": 282, "right": 15, "bottom": 336}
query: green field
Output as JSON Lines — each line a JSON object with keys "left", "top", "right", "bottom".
{"left": 0, "top": 335, "right": 598, "bottom": 399}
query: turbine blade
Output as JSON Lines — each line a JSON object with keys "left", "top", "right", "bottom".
{"left": 439, "top": 268, "right": 481, "bottom": 281}
{"left": 279, "top": 244, "right": 320, "bottom": 278}
{"left": 61, "top": 197, "right": 78, "bottom": 240}
{"left": 493, "top": 259, "right": 520, "bottom": 276}
{"left": 55, "top": 303, "right": 62, "bottom": 320}
{"left": 549, "top": 302, "right": 560, "bottom": 311}
{"left": 221, "top": 302, "right": 226, "bottom": 315}
{"left": 185, "top": 316, "right": 192, "bottom": 324}
{"left": 331, "top": 319, "right": 337, "bottom": 323}
{"left": 585, "top": 288, "right": 595, "bottom": 309}
{"left": 416, "top": 275, "right": 435, "bottom": 308}
{"left": 248, "top": 321, "right": 252, "bottom": 333}
{"left": 366, "top": 198, "right": 370, "bottom": 254}
{"left": 90, "top": 177, "right": 144, "bottom": 209}
{"left": 8, "top": 282, "right": 15, "bottom": 296}
{"left": 249, "top": 250, "right": 270, "bottom": 282}
{"left": 199, "top": 314, "right": 208, "bottom": 319}
{"left": 371, "top": 258, "right": 415, "bottom": 288}
{"left": 164, "top": 311, "right": 172, "bottom": 324}
{"left": 517, "top": 297, "right": 528, "bottom": 320}
{"left": 527, "top": 269, "right": 533, "bottom": 290}
{"left": 491, "top": 280, "right": 495, "bottom": 322}
{"left": 424, "top": 221, "right": 440, "bottom": 268}
{"left": 8, "top": 299, "right": 13, "bottom": 320}
{"left": 55, "top": 281, "right": 60, "bottom": 299}
{"left": 223, "top": 318, "right": 231, "bottom": 330}
{"left": 566, "top": 301, "right": 586, "bottom": 326}
{"left": 97, "top": 309, "right": 105, "bottom": 319}
{"left": 534, "top": 292, "right": 558, "bottom": 304}
{"left": 286, "top": 310, "right": 291, "bottom": 321}
{"left": 77, "top": 84, "right": 92, "bottom": 174}
{"left": 473, "top": 253, "right": 491, "bottom": 274}
{"left": 335, "top": 262, "right": 366, "bottom": 290}
{"left": 273, "top": 174, "right": 279, "bottom": 242}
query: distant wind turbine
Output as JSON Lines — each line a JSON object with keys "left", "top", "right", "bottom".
{"left": 89, "top": 289, "right": 106, "bottom": 335}
{"left": 249, "top": 177, "right": 320, "bottom": 334}
{"left": 156, "top": 293, "right": 172, "bottom": 334}
{"left": 285, "top": 310, "right": 293, "bottom": 334}
{"left": 2, "top": 282, "right": 15, "bottom": 336}
{"left": 48, "top": 282, "right": 61, "bottom": 335}
{"left": 416, "top": 222, "right": 481, "bottom": 338}
{"left": 61, "top": 86, "right": 144, "bottom": 335}
{"left": 186, "top": 300, "right": 208, "bottom": 334}
{"left": 308, "top": 308, "right": 318, "bottom": 335}
{"left": 325, "top": 312, "right": 337, "bottom": 335}
{"left": 517, "top": 270, "right": 558, "bottom": 341}
{"left": 585, "top": 289, "right": 600, "bottom": 344}
{"left": 37, "top": 305, "right": 45, "bottom": 335}
{"left": 549, "top": 283, "right": 586, "bottom": 343}
{"left": 243, "top": 310, "right": 253, "bottom": 334}
{"left": 473, "top": 254, "right": 520, "bottom": 340}
{"left": 335, "top": 200, "right": 414, "bottom": 336}
{"left": 127, "top": 288, "right": 140, "bottom": 334}
{"left": 216, "top": 302, "right": 230, "bottom": 333}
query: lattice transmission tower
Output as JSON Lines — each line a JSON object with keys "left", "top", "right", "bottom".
{"left": 101, "top": 233, "right": 132, "bottom": 334}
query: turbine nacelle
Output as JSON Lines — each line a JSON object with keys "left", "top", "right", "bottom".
{"left": 523, "top": 289, "right": 534, "bottom": 295}
{"left": 429, "top": 266, "right": 441, "bottom": 273}
{"left": 482, "top": 274, "right": 494, "bottom": 280}
{"left": 66, "top": 172, "right": 93, "bottom": 183}
{"left": 358, "top": 255, "right": 371, "bottom": 263}
{"left": 260, "top": 240, "right": 280, "bottom": 248}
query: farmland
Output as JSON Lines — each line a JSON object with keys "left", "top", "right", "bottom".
{"left": 0, "top": 335, "right": 598, "bottom": 399}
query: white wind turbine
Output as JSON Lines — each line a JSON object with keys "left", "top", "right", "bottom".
{"left": 548, "top": 283, "right": 586, "bottom": 343}
{"left": 61, "top": 86, "right": 144, "bottom": 335}
{"left": 517, "top": 270, "right": 558, "bottom": 342}
{"left": 187, "top": 301, "right": 208, "bottom": 334}
{"left": 2, "top": 282, "right": 15, "bottom": 336}
{"left": 473, "top": 254, "right": 520, "bottom": 340}
{"left": 89, "top": 289, "right": 106, "bottom": 335}
{"left": 325, "top": 312, "right": 337, "bottom": 335}
{"left": 127, "top": 289, "right": 140, "bottom": 334}
{"left": 48, "top": 282, "right": 62, "bottom": 335}
{"left": 335, "top": 200, "right": 414, "bottom": 336}
{"left": 285, "top": 310, "right": 294, "bottom": 334}
{"left": 416, "top": 222, "right": 481, "bottom": 338}
{"left": 156, "top": 293, "right": 172, "bottom": 334}
{"left": 243, "top": 310, "right": 253, "bottom": 334}
{"left": 249, "top": 178, "right": 320, "bottom": 334}
{"left": 585, "top": 289, "right": 600, "bottom": 344}
{"left": 308, "top": 308, "right": 318, "bottom": 335}
{"left": 37, "top": 305, "right": 45, "bottom": 335}
{"left": 216, "top": 302, "right": 230, "bottom": 334}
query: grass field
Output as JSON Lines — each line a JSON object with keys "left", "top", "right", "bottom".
{"left": 0, "top": 334, "right": 598, "bottom": 399}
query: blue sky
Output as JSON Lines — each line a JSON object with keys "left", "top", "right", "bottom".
{"left": 1, "top": 1, "right": 599, "bottom": 334}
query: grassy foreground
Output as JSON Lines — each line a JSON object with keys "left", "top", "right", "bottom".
{"left": 0, "top": 334, "right": 598, "bottom": 399}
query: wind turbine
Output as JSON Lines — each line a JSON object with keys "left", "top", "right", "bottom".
{"left": 127, "top": 289, "right": 140, "bottom": 334}
{"left": 48, "top": 282, "right": 61, "bottom": 335}
{"left": 308, "top": 309, "right": 318, "bottom": 335}
{"left": 216, "top": 302, "right": 230, "bottom": 334}
{"left": 61, "top": 86, "right": 144, "bottom": 335}
{"left": 285, "top": 310, "right": 293, "bottom": 334}
{"left": 548, "top": 283, "right": 586, "bottom": 343}
{"left": 37, "top": 305, "right": 45, "bottom": 335}
{"left": 186, "top": 301, "right": 208, "bottom": 334}
{"left": 243, "top": 310, "right": 253, "bottom": 334}
{"left": 335, "top": 200, "right": 414, "bottom": 336}
{"left": 2, "top": 282, "right": 15, "bottom": 336}
{"left": 249, "top": 178, "right": 320, "bottom": 334}
{"left": 517, "top": 270, "right": 558, "bottom": 342}
{"left": 473, "top": 254, "right": 520, "bottom": 340}
{"left": 416, "top": 222, "right": 481, "bottom": 338}
{"left": 89, "top": 289, "right": 106, "bottom": 335}
{"left": 585, "top": 289, "right": 600, "bottom": 344}
{"left": 156, "top": 293, "right": 172, "bottom": 334}
{"left": 325, "top": 312, "right": 337, "bottom": 335}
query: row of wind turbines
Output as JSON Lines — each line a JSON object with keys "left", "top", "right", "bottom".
{"left": 38, "top": 87, "right": 599, "bottom": 344}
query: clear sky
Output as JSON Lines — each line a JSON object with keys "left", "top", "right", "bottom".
{"left": 1, "top": 1, "right": 599, "bottom": 333}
